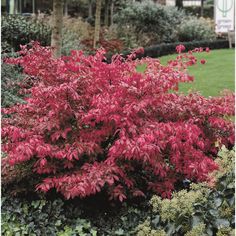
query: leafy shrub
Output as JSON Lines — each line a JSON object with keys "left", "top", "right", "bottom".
{"left": 114, "top": 1, "right": 186, "bottom": 45}
{"left": 178, "top": 17, "right": 216, "bottom": 42}
{"left": 61, "top": 28, "right": 82, "bottom": 56}
{"left": 136, "top": 146, "right": 235, "bottom": 236}
{"left": 1, "top": 57, "right": 25, "bottom": 108}
{"left": 62, "top": 16, "right": 93, "bottom": 41}
{"left": 1, "top": 197, "right": 98, "bottom": 236}
{"left": 2, "top": 43, "right": 234, "bottom": 201}
{"left": 114, "top": 2, "right": 216, "bottom": 48}
{"left": 1, "top": 194, "right": 150, "bottom": 236}
{"left": 1, "top": 15, "right": 51, "bottom": 52}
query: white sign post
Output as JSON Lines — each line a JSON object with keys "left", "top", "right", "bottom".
{"left": 215, "top": 0, "right": 235, "bottom": 33}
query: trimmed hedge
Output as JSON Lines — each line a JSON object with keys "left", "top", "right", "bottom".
{"left": 141, "top": 40, "right": 229, "bottom": 59}
{"left": 106, "top": 40, "right": 229, "bottom": 62}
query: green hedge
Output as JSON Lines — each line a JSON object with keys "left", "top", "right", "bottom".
{"left": 142, "top": 39, "right": 229, "bottom": 58}
{"left": 106, "top": 39, "right": 229, "bottom": 62}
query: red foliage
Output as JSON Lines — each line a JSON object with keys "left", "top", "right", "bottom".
{"left": 2, "top": 42, "right": 234, "bottom": 200}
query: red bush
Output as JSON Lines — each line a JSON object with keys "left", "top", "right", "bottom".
{"left": 81, "top": 38, "right": 123, "bottom": 53}
{"left": 2, "top": 42, "right": 234, "bottom": 200}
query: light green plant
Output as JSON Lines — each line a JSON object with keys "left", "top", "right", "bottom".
{"left": 184, "top": 223, "right": 206, "bottom": 236}
{"left": 178, "top": 16, "right": 216, "bottom": 42}
{"left": 136, "top": 220, "right": 167, "bottom": 236}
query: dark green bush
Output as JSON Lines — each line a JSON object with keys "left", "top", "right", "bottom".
{"left": 1, "top": 197, "right": 99, "bottom": 236}
{"left": 114, "top": 1, "right": 186, "bottom": 45}
{"left": 1, "top": 58, "right": 25, "bottom": 108}
{"left": 1, "top": 15, "right": 51, "bottom": 53}
{"left": 114, "top": 1, "right": 216, "bottom": 48}
{"left": 1, "top": 196, "right": 149, "bottom": 236}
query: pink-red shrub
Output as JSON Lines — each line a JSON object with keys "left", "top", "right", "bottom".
{"left": 2, "top": 42, "right": 234, "bottom": 200}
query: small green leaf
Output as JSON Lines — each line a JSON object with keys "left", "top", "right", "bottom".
{"left": 55, "top": 220, "right": 62, "bottom": 226}
{"left": 115, "top": 228, "right": 125, "bottom": 235}
{"left": 152, "top": 215, "right": 160, "bottom": 226}
{"left": 214, "top": 197, "right": 223, "bottom": 208}
{"left": 215, "top": 219, "right": 230, "bottom": 228}
{"left": 192, "top": 215, "right": 202, "bottom": 227}
{"left": 91, "top": 229, "right": 97, "bottom": 236}
{"left": 206, "top": 226, "right": 213, "bottom": 236}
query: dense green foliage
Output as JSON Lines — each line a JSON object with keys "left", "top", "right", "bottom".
{"left": 115, "top": 1, "right": 184, "bottom": 44}
{"left": 1, "top": 15, "right": 51, "bottom": 52}
{"left": 115, "top": 1, "right": 216, "bottom": 47}
{"left": 1, "top": 195, "right": 149, "bottom": 236}
{"left": 61, "top": 28, "right": 82, "bottom": 56}
{"left": 178, "top": 18, "right": 216, "bottom": 42}
{"left": 2, "top": 147, "right": 234, "bottom": 235}
{"left": 1, "top": 58, "right": 25, "bottom": 108}
{"left": 1, "top": 198, "right": 98, "bottom": 236}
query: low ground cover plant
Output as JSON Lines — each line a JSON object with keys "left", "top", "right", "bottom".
{"left": 2, "top": 42, "right": 234, "bottom": 202}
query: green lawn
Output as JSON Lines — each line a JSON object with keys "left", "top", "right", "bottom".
{"left": 158, "top": 49, "right": 235, "bottom": 97}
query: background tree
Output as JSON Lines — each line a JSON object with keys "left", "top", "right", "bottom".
{"left": 51, "top": 0, "right": 64, "bottom": 57}
{"left": 64, "top": 0, "right": 68, "bottom": 16}
{"left": 88, "top": 0, "right": 94, "bottom": 18}
{"left": 93, "top": 0, "right": 102, "bottom": 48}
{"left": 176, "top": 0, "right": 183, "bottom": 8}
{"left": 200, "top": 0, "right": 204, "bottom": 16}
{"left": 104, "top": 0, "right": 110, "bottom": 26}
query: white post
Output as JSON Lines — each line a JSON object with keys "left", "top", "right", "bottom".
{"left": 9, "top": 0, "right": 15, "bottom": 14}
{"left": 32, "top": 0, "right": 35, "bottom": 13}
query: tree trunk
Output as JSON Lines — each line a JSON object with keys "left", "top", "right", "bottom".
{"left": 51, "top": 0, "right": 64, "bottom": 58}
{"left": 88, "top": 0, "right": 93, "bottom": 18}
{"left": 110, "top": 0, "right": 114, "bottom": 26}
{"left": 175, "top": 0, "right": 183, "bottom": 8}
{"left": 200, "top": 0, "right": 204, "bottom": 17}
{"left": 93, "top": 0, "right": 102, "bottom": 48}
{"left": 104, "top": 0, "right": 109, "bottom": 26}
{"left": 64, "top": 0, "right": 68, "bottom": 17}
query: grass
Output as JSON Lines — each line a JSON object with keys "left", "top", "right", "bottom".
{"left": 158, "top": 49, "right": 235, "bottom": 97}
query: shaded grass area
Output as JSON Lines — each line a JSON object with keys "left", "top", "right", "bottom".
{"left": 158, "top": 49, "right": 235, "bottom": 97}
